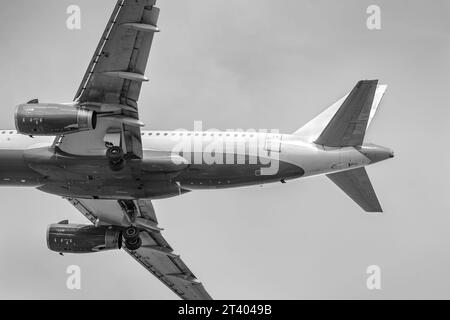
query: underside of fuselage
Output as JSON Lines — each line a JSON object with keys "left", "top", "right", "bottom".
{"left": 0, "top": 149, "right": 43, "bottom": 186}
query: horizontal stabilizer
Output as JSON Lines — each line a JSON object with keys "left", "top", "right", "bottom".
{"left": 327, "top": 167, "right": 383, "bottom": 213}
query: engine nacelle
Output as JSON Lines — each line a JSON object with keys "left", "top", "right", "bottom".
{"left": 47, "top": 224, "right": 122, "bottom": 254}
{"left": 15, "top": 103, "right": 97, "bottom": 136}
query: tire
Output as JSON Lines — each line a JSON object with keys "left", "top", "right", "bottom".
{"left": 125, "top": 237, "right": 142, "bottom": 251}
{"left": 106, "top": 146, "right": 124, "bottom": 161}
{"left": 123, "top": 226, "right": 140, "bottom": 241}
{"left": 109, "top": 158, "right": 125, "bottom": 172}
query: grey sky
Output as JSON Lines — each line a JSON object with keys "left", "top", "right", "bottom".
{"left": 0, "top": 0, "right": 449, "bottom": 299}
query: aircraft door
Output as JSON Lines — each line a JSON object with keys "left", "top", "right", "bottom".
{"left": 264, "top": 133, "right": 283, "bottom": 153}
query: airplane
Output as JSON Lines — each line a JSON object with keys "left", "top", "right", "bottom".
{"left": 0, "top": 0, "right": 393, "bottom": 300}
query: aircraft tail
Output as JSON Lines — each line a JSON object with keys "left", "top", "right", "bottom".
{"left": 294, "top": 80, "right": 389, "bottom": 213}
{"left": 294, "top": 80, "right": 387, "bottom": 147}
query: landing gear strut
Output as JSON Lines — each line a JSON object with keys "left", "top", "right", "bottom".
{"left": 106, "top": 146, "right": 125, "bottom": 171}
{"left": 122, "top": 226, "right": 142, "bottom": 251}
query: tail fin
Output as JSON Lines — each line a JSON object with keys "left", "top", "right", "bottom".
{"left": 327, "top": 167, "right": 383, "bottom": 213}
{"left": 294, "top": 80, "right": 387, "bottom": 147}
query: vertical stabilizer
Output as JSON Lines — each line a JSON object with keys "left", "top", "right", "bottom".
{"left": 294, "top": 81, "right": 387, "bottom": 146}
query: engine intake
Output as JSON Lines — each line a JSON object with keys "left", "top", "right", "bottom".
{"left": 15, "top": 103, "right": 97, "bottom": 136}
{"left": 47, "top": 224, "right": 122, "bottom": 254}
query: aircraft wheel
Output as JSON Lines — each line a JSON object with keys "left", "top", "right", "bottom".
{"left": 125, "top": 237, "right": 142, "bottom": 251}
{"left": 123, "top": 226, "right": 140, "bottom": 241}
{"left": 109, "top": 159, "right": 125, "bottom": 172}
{"left": 106, "top": 146, "right": 124, "bottom": 161}
{"left": 107, "top": 147, "right": 125, "bottom": 171}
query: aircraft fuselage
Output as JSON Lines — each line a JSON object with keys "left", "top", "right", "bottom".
{"left": 0, "top": 130, "right": 389, "bottom": 199}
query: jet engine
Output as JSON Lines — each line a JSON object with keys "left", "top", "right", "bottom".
{"left": 15, "top": 103, "right": 97, "bottom": 136}
{"left": 47, "top": 223, "right": 122, "bottom": 254}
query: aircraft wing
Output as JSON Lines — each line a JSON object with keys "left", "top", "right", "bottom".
{"left": 56, "top": 0, "right": 161, "bottom": 158}
{"left": 74, "top": 0, "right": 159, "bottom": 109}
{"left": 66, "top": 198, "right": 213, "bottom": 300}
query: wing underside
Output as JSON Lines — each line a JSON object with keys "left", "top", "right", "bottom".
{"left": 67, "top": 198, "right": 212, "bottom": 300}
{"left": 57, "top": 0, "right": 161, "bottom": 158}
{"left": 75, "top": 0, "right": 159, "bottom": 110}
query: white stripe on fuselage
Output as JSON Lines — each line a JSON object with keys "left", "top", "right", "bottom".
{"left": 0, "top": 130, "right": 54, "bottom": 150}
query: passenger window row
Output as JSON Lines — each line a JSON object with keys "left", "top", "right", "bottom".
{"left": 140, "top": 132, "right": 256, "bottom": 138}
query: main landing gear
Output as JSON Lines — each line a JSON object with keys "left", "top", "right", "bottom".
{"left": 122, "top": 226, "right": 142, "bottom": 251}
{"left": 106, "top": 146, "right": 125, "bottom": 171}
